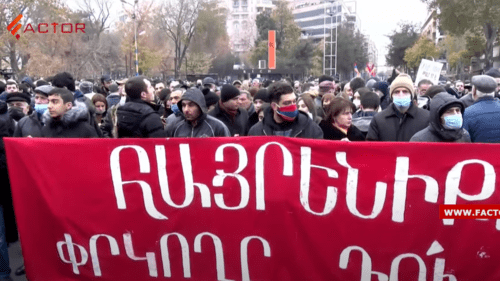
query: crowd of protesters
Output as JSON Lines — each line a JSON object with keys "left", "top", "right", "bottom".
{"left": 0, "top": 66, "right": 500, "bottom": 279}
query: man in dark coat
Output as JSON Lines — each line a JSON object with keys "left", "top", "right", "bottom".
{"left": 14, "top": 85, "right": 53, "bottom": 137}
{"left": 41, "top": 88, "right": 98, "bottom": 138}
{"left": 165, "top": 88, "right": 230, "bottom": 137}
{"left": 248, "top": 81, "right": 323, "bottom": 138}
{"left": 366, "top": 73, "right": 430, "bottom": 141}
{"left": 208, "top": 84, "right": 248, "bottom": 136}
{"left": 410, "top": 93, "right": 470, "bottom": 142}
{"left": 116, "top": 76, "right": 165, "bottom": 138}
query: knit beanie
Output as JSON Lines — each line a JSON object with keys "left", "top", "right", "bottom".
{"left": 221, "top": 84, "right": 240, "bottom": 103}
{"left": 52, "top": 72, "right": 76, "bottom": 92}
{"left": 425, "top": 85, "right": 446, "bottom": 99}
{"left": 205, "top": 91, "right": 220, "bottom": 107}
{"left": 254, "top": 88, "right": 269, "bottom": 102}
{"left": 390, "top": 73, "right": 415, "bottom": 98}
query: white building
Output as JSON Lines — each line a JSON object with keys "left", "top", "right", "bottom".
{"left": 223, "top": 0, "right": 275, "bottom": 56}
{"left": 291, "top": 0, "right": 360, "bottom": 39}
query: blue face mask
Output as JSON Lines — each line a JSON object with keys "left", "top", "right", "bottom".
{"left": 171, "top": 103, "right": 180, "bottom": 114}
{"left": 443, "top": 114, "right": 463, "bottom": 129}
{"left": 393, "top": 96, "right": 412, "bottom": 108}
{"left": 34, "top": 104, "right": 48, "bottom": 115}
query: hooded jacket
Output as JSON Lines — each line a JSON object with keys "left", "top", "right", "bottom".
{"left": 410, "top": 93, "right": 471, "bottom": 142}
{"left": 116, "top": 99, "right": 165, "bottom": 138}
{"left": 165, "top": 89, "right": 230, "bottom": 137}
{"left": 366, "top": 102, "right": 430, "bottom": 142}
{"left": 41, "top": 100, "right": 98, "bottom": 138}
{"left": 248, "top": 106, "right": 323, "bottom": 139}
{"left": 208, "top": 102, "right": 249, "bottom": 136}
{"left": 13, "top": 110, "right": 44, "bottom": 137}
{"left": 463, "top": 95, "right": 500, "bottom": 142}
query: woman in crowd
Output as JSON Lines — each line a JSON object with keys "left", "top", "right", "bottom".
{"left": 319, "top": 97, "right": 365, "bottom": 141}
{"left": 91, "top": 94, "right": 107, "bottom": 131}
{"left": 297, "top": 93, "right": 321, "bottom": 124}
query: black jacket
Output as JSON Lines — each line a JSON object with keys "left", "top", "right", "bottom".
{"left": 248, "top": 106, "right": 323, "bottom": 139}
{"left": 319, "top": 120, "right": 365, "bottom": 141}
{"left": 410, "top": 93, "right": 471, "bottom": 142}
{"left": 13, "top": 111, "right": 44, "bottom": 137}
{"left": 116, "top": 99, "right": 165, "bottom": 138}
{"left": 165, "top": 89, "right": 230, "bottom": 137}
{"left": 41, "top": 101, "right": 99, "bottom": 138}
{"left": 208, "top": 102, "right": 249, "bottom": 136}
{"left": 366, "top": 103, "right": 430, "bottom": 142}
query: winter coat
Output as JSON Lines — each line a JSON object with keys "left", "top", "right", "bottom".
{"left": 352, "top": 111, "right": 377, "bottom": 137}
{"left": 0, "top": 101, "right": 18, "bottom": 243}
{"left": 319, "top": 120, "right": 365, "bottom": 141}
{"left": 248, "top": 106, "right": 323, "bottom": 139}
{"left": 41, "top": 101, "right": 99, "bottom": 138}
{"left": 13, "top": 111, "right": 44, "bottom": 137}
{"left": 460, "top": 93, "right": 475, "bottom": 108}
{"left": 165, "top": 89, "right": 230, "bottom": 137}
{"left": 208, "top": 102, "right": 249, "bottom": 136}
{"left": 463, "top": 95, "right": 500, "bottom": 143}
{"left": 410, "top": 93, "right": 471, "bottom": 142}
{"left": 106, "top": 93, "right": 121, "bottom": 109}
{"left": 116, "top": 99, "right": 165, "bottom": 138}
{"left": 366, "top": 103, "right": 430, "bottom": 142}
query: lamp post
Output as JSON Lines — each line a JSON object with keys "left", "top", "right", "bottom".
{"left": 121, "top": 0, "right": 139, "bottom": 76}
{"left": 323, "top": 1, "right": 337, "bottom": 76}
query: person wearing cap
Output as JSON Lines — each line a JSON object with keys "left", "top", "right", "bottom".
{"left": 410, "top": 93, "right": 471, "bottom": 142}
{"left": 165, "top": 89, "right": 230, "bottom": 137}
{"left": 202, "top": 88, "right": 220, "bottom": 112}
{"left": 80, "top": 81, "right": 95, "bottom": 100}
{"left": 248, "top": 81, "right": 323, "bottom": 138}
{"left": 98, "top": 75, "right": 113, "bottom": 96}
{"left": 484, "top": 67, "right": 500, "bottom": 98}
{"left": 366, "top": 73, "right": 430, "bottom": 141}
{"left": 13, "top": 85, "right": 53, "bottom": 137}
{"left": 41, "top": 88, "right": 98, "bottom": 138}
{"left": 116, "top": 76, "right": 165, "bottom": 138}
{"left": 232, "top": 80, "right": 242, "bottom": 89}
{"left": 203, "top": 77, "right": 217, "bottom": 92}
{"left": 208, "top": 84, "right": 249, "bottom": 136}
{"left": 462, "top": 75, "right": 500, "bottom": 143}
{"left": 6, "top": 91, "right": 32, "bottom": 122}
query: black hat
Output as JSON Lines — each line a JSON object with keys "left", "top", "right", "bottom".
{"left": 440, "top": 100, "right": 465, "bottom": 117}
{"left": 79, "top": 81, "right": 93, "bottom": 94}
{"left": 205, "top": 91, "right": 220, "bottom": 107}
{"left": 425, "top": 85, "right": 446, "bottom": 98}
{"left": 101, "top": 74, "right": 112, "bottom": 83}
{"left": 221, "top": 84, "right": 240, "bottom": 103}
{"left": 52, "top": 72, "right": 76, "bottom": 92}
{"left": 6, "top": 91, "right": 31, "bottom": 104}
{"left": 254, "top": 88, "right": 269, "bottom": 102}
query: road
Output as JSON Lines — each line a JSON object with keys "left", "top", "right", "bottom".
{"left": 8, "top": 241, "right": 27, "bottom": 281}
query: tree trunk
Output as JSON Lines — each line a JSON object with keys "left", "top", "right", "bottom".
{"left": 483, "top": 23, "right": 498, "bottom": 70}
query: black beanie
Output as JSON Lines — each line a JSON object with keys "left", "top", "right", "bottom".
{"left": 221, "top": 84, "right": 240, "bottom": 103}
{"left": 318, "top": 75, "right": 334, "bottom": 84}
{"left": 6, "top": 91, "right": 31, "bottom": 104}
{"left": 425, "top": 85, "right": 446, "bottom": 99}
{"left": 205, "top": 91, "right": 220, "bottom": 107}
{"left": 254, "top": 88, "right": 269, "bottom": 102}
{"left": 52, "top": 72, "right": 75, "bottom": 92}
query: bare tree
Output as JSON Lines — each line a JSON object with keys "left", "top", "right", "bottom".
{"left": 156, "top": 0, "right": 203, "bottom": 78}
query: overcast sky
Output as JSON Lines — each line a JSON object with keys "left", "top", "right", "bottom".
{"left": 68, "top": 0, "right": 431, "bottom": 67}
{"left": 356, "top": 0, "right": 430, "bottom": 66}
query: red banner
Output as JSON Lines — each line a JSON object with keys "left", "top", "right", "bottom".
{"left": 4, "top": 137, "right": 500, "bottom": 280}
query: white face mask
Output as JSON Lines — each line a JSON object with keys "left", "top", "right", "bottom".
{"left": 353, "top": 99, "right": 361, "bottom": 108}
{"left": 119, "top": 96, "right": 127, "bottom": 106}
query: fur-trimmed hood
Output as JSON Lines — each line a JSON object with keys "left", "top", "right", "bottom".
{"left": 42, "top": 100, "right": 90, "bottom": 127}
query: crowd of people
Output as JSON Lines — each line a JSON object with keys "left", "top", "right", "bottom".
{"left": 0, "top": 67, "right": 500, "bottom": 279}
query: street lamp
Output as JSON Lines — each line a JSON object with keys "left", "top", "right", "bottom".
{"left": 121, "top": 0, "right": 139, "bottom": 76}
{"left": 323, "top": 1, "right": 337, "bottom": 77}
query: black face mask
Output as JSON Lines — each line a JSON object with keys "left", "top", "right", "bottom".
{"left": 9, "top": 107, "right": 25, "bottom": 121}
